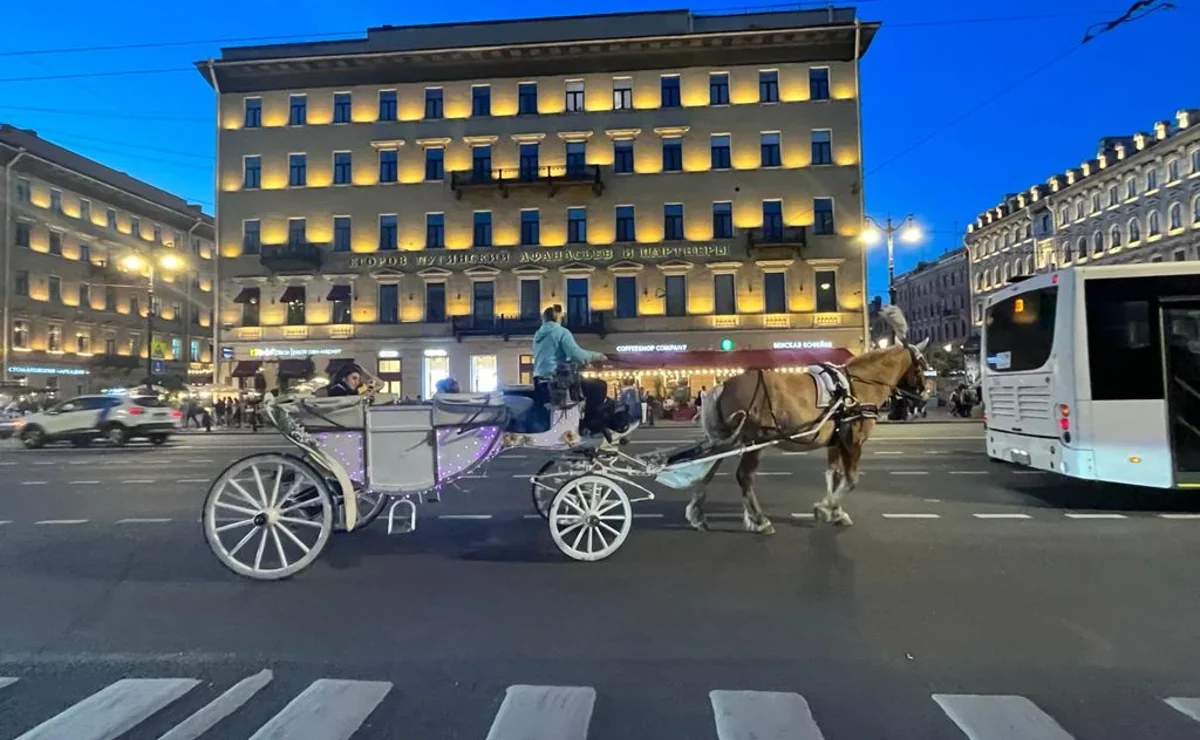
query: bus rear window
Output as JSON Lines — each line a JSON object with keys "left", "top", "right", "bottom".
{"left": 985, "top": 287, "right": 1057, "bottom": 372}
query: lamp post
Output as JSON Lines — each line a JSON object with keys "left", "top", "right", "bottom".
{"left": 862, "top": 214, "right": 922, "bottom": 305}
{"left": 121, "top": 252, "right": 186, "bottom": 387}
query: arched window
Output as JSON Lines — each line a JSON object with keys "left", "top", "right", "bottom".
{"left": 1149, "top": 210, "right": 1161, "bottom": 236}
{"left": 1002, "top": 263, "right": 1010, "bottom": 282}
{"left": 1092, "top": 231, "right": 1104, "bottom": 255}
{"left": 1169, "top": 202, "right": 1182, "bottom": 231}
{"left": 1013, "top": 258, "right": 1022, "bottom": 277}
{"left": 1129, "top": 218, "right": 1142, "bottom": 242}
{"left": 1059, "top": 206, "right": 1069, "bottom": 226}
{"left": 1168, "top": 158, "right": 1180, "bottom": 182}
{"left": 1062, "top": 240, "right": 1073, "bottom": 262}
{"left": 1025, "top": 255, "right": 1034, "bottom": 274}
{"left": 1024, "top": 222, "right": 1032, "bottom": 239}
{"left": 1192, "top": 148, "right": 1200, "bottom": 174}
{"left": 1110, "top": 225, "right": 1122, "bottom": 249}
{"left": 992, "top": 267, "right": 1000, "bottom": 285}
{"left": 1005, "top": 231, "right": 1012, "bottom": 247}
{"left": 1193, "top": 195, "right": 1200, "bottom": 224}
{"left": 1077, "top": 236, "right": 1088, "bottom": 260}
{"left": 1074, "top": 198, "right": 1085, "bottom": 220}
{"left": 1125, "top": 176, "right": 1137, "bottom": 199}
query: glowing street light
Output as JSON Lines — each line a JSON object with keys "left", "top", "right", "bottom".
{"left": 863, "top": 214, "right": 922, "bottom": 304}
{"left": 119, "top": 251, "right": 190, "bottom": 384}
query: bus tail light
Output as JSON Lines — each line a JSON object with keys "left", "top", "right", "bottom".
{"left": 1058, "top": 403, "right": 1071, "bottom": 439}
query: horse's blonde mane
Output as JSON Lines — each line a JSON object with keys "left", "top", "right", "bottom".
{"left": 879, "top": 304, "right": 909, "bottom": 343}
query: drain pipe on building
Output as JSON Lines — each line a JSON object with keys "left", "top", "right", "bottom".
{"left": 2, "top": 147, "right": 28, "bottom": 383}
{"left": 207, "top": 59, "right": 222, "bottom": 387}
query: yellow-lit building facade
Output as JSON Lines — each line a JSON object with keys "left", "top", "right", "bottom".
{"left": 201, "top": 8, "right": 878, "bottom": 397}
{"left": 0, "top": 125, "right": 216, "bottom": 397}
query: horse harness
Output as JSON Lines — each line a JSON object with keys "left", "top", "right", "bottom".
{"left": 747, "top": 364, "right": 880, "bottom": 445}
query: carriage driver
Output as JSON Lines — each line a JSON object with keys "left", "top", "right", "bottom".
{"left": 533, "top": 305, "right": 617, "bottom": 436}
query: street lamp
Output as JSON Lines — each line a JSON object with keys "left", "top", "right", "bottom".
{"left": 121, "top": 252, "right": 189, "bottom": 387}
{"left": 862, "top": 214, "right": 922, "bottom": 305}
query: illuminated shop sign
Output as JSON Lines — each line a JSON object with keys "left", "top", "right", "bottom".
{"left": 772, "top": 340, "right": 834, "bottom": 350}
{"left": 615, "top": 344, "right": 688, "bottom": 353}
{"left": 378, "top": 350, "right": 400, "bottom": 358}
{"left": 8, "top": 365, "right": 90, "bottom": 376}
{"left": 423, "top": 348, "right": 448, "bottom": 357}
{"left": 247, "top": 347, "right": 343, "bottom": 358}
{"left": 344, "top": 243, "right": 734, "bottom": 270}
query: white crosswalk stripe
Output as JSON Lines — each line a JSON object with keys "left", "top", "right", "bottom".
{"left": 156, "top": 669, "right": 273, "bottom": 740}
{"left": 1165, "top": 697, "right": 1200, "bottom": 724}
{"left": 485, "top": 685, "right": 596, "bottom": 740}
{"left": 711, "top": 690, "right": 825, "bottom": 739}
{"left": 14, "top": 677, "right": 199, "bottom": 740}
{"left": 246, "top": 679, "right": 391, "bottom": 740}
{"left": 0, "top": 677, "right": 17, "bottom": 690}
{"left": 932, "top": 694, "right": 1074, "bottom": 740}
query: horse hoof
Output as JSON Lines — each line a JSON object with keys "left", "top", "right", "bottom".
{"left": 832, "top": 511, "right": 854, "bottom": 527}
{"left": 759, "top": 522, "right": 777, "bottom": 535}
{"left": 688, "top": 518, "right": 709, "bottom": 532}
{"left": 812, "top": 504, "right": 831, "bottom": 524}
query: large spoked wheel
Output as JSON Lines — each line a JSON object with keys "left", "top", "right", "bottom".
{"left": 276, "top": 476, "right": 386, "bottom": 533}
{"left": 530, "top": 457, "right": 590, "bottom": 520}
{"left": 203, "top": 453, "right": 333, "bottom": 581}
{"left": 549, "top": 475, "right": 632, "bottom": 562}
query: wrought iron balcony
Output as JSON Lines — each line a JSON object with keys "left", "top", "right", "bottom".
{"left": 452, "top": 312, "right": 607, "bottom": 341}
{"left": 746, "top": 225, "right": 807, "bottom": 249}
{"left": 260, "top": 242, "right": 323, "bottom": 273}
{"left": 450, "top": 165, "right": 604, "bottom": 199}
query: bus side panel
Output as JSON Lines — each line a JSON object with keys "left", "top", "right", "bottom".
{"left": 1075, "top": 399, "right": 1175, "bottom": 488}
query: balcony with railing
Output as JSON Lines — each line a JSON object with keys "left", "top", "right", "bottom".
{"left": 260, "top": 242, "right": 324, "bottom": 273}
{"left": 449, "top": 165, "right": 605, "bottom": 199}
{"left": 746, "top": 225, "right": 807, "bottom": 258}
{"left": 452, "top": 312, "right": 607, "bottom": 340}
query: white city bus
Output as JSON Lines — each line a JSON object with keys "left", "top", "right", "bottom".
{"left": 982, "top": 262, "right": 1200, "bottom": 489}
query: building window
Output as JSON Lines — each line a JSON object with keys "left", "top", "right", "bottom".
{"left": 472, "top": 145, "right": 492, "bottom": 179}
{"left": 1149, "top": 210, "right": 1161, "bottom": 236}
{"left": 759, "top": 70, "right": 779, "bottom": 103}
{"left": 809, "top": 67, "right": 831, "bottom": 100}
{"left": 1193, "top": 149, "right": 1200, "bottom": 173}
{"left": 46, "top": 324, "right": 62, "bottom": 353}
{"left": 661, "top": 75, "right": 681, "bottom": 107}
{"left": 1058, "top": 206, "right": 1069, "bottom": 226}
{"left": 473, "top": 211, "right": 492, "bottom": 247}
{"left": 709, "top": 72, "right": 730, "bottom": 105}
{"left": 1129, "top": 219, "right": 1141, "bottom": 242}
{"left": 1108, "top": 185, "right": 1118, "bottom": 207}
{"left": 426, "top": 282, "right": 447, "bottom": 323}
{"left": 1194, "top": 196, "right": 1200, "bottom": 224}
{"left": 613, "top": 140, "right": 634, "bottom": 174}
{"left": 1093, "top": 232, "right": 1104, "bottom": 255}
{"left": 665, "top": 275, "right": 687, "bottom": 317}
{"left": 379, "top": 149, "right": 398, "bottom": 183}
{"left": 764, "top": 272, "right": 787, "bottom": 313}
{"left": 285, "top": 287, "right": 306, "bottom": 326}
{"left": 333, "top": 92, "right": 351, "bottom": 123}
{"left": 518, "top": 143, "right": 539, "bottom": 180}
{"left": 615, "top": 276, "right": 637, "bottom": 318}
{"left": 128, "top": 333, "right": 139, "bottom": 355}
{"left": 815, "top": 270, "right": 838, "bottom": 312}
{"left": 333, "top": 151, "right": 352, "bottom": 185}
{"left": 333, "top": 216, "right": 351, "bottom": 252}
{"left": 518, "top": 354, "right": 534, "bottom": 385}
{"left": 49, "top": 189, "right": 62, "bottom": 213}
{"left": 15, "top": 222, "right": 29, "bottom": 248}
{"left": 377, "top": 357, "right": 402, "bottom": 395}
{"left": 104, "top": 336, "right": 116, "bottom": 355}
{"left": 106, "top": 208, "right": 117, "bottom": 229}
{"left": 49, "top": 276, "right": 62, "bottom": 303}
{"left": 761, "top": 132, "right": 782, "bottom": 167}
{"left": 11, "top": 320, "right": 29, "bottom": 350}
{"left": 518, "top": 82, "right": 538, "bottom": 114}
{"left": 762, "top": 200, "right": 784, "bottom": 239}
{"left": 566, "top": 278, "right": 590, "bottom": 325}
{"left": 424, "top": 88, "right": 443, "bottom": 119}
{"left": 1125, "top": 177, "right": 1137, "bottom": 199}
{"left": 1110, "top": 225, "right": 1122, "bottom": 249}
{"left": 662, "top": 137, "right": 683, "bottom": 172}
{"left": 48, "top": 231, "right": 62, "bottom": 255}
{"left": 288, "top": 94, "right": 307, "bottom": 125}
{"left": 473, "top": 281, "right": 495, "bottom": 324}
{"left": 519, "top": 279, "right": 541, "bottom": 320}
{"left": 77, "top": 199, "right": 91, "bottom": 223}
{"left": 714, "top": 273, "right": 736, "bottom": 315}
{"left": 379, "top": 215, "right": 398, "bottom": 250}
{"left": 565, "top": 80, "right": 585, "bottom": 112}
{"left": 104, "top": 285, "right": 116, "bottom": 312}
{"left": 14, "top": 270, "right": 29, "bottom": 297}
{"left": 130, "top": 216, "right": 141, "bottom": 237}
{"left": 567, "top": 207, "right": 587, "bottom": 244}
{"left": 712, "top": 202, "right": 733, "bottom": 238}
{"left": 616, "top": 205, "right": 636, "bottom": 242}
{"left": 243, "top": 220, "right": 261, "bottom": 255}
{"left": 425, "top": 147, "right": 444, "bottom": 181}
{"left": 471, "top": 85, "right": 491, "bottom": 117}
{"left": 613, "top": 78, "right": 633, "bottom": 110}
{"left": 663, "top": 204, "right": 685, "bottom": 240}
{"left": 813, "top": 197, "right": 835, "bottom": 235}
{"left": 244, "top": 97, "right": 262, "bottom": 128}
{"left": 426, "top": 213, "right": 445, "bottom": 248}
{"left": 811, "top": 129, "right": 833, "bottom": 165}
{"left": 378, "top": 90, "right": 397, "bottom": 121}
{"left": 288, "top": 153, "right": 307, "bottom": 187}
{"left": 379, "top": 284, "right": 399, "bottom": 324}
{"left": 1146, "top": 168, "right": 1158, "bottom": 191}
{"left": 1169, "top": 159, "right": 1183, "bottom": 182}
{"left": 711, "top": 134, "right": 731, "bottom": 169}
{"left": 1091, "top": 193, "right": 1101, "bottom": 213}
{"left": 1169, "top": 202, "right": 1182, "bottom": 230}
{"left": 565, "top": 141, "right": 587, "bottom": 176}
{"left": 520, "top": 209, "right": 540, "bottom": 246}
{"left": 76, "top": 333, "right": 91, "bottom": 355}
{"left": 242, "top": 155, "right": 261, "bottom": 189}
{"left": 470, "top": 355, "right": 499, "bottom": 393}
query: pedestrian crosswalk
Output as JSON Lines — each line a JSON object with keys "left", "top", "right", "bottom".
{"left": 4, "top": 674, "right": 1200, "bottom": 739}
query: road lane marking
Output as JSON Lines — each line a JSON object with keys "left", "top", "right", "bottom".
{"left": 35, "top": 519, "right": 88, "bottom": 525}
{"left": 890, "top": 471, "right": 929, "bottom": 476}
{"left": 0, "top": 521, "right": 11, "bottom": 526}
{"left": 437, "top": 514, "right": 493, "bottom": 520}
{"left": 188, "top": 459, "right": 214, "bottom": 463}
{"left": 175, "top": 479, "right": 209, "bottom": 484}
{"left": 70, "top": 481, "right": 100, "bottom": 485}
{"left": 972, "top": 513, "right": 1031, "bottom": 519}
{"left": 0, "top": 461, "right": 15, "bottom": 466}
{"left": 0, "top": 677, "right": 16, "bottom": 690}
{"left": 882, "top": 513, "right": 939, "bottom": 519}
{"left": 781, "top": 451, "right": 808, "bottom": 456}
{"left": 1064, "top": 513, "right": 1127, "bottom": 519}
{"left": 873, "top": 451, "right": 904, "bottom": 456}
{"left": 21, "top": 481, "right": 47, "bottom": 486}
{"left": 247, "top": 679, "right": 391, "bottom": 740}
{"left": 158, "top": 670, "right": 273, "bottom": 740}
{"left": 789, "top": 512, "right": 816, "bottom": 520}
{"left": 1166, "top": 698, "right": 1200, "bottom": 725}
{"left": 117, "top": 518, "right": 172, "bottom": 524}
{"left": 1159, "top": 513, "right": 1200, "bottom": 519}
{"left": 950, "top": 471, "right": 989, "bottom": 475}
{"left": 924, "top": 498, "right": 942, "bottom": 503}
{"left": 32, "top": 461, "right": 55, "bottom": 466}
{"left": 633, "top": 513, "right": 665, "bottom": 519}
{"left": 14, "top": 677, "right": 199, "bottom": 740}
{"left": 757, "top": 472, "right": 791, "bottom": 476}
{"left": 710, "top": 690, "right": 825, "bottom": 740}
{"left": 121, "top": 479, "right": 156, "bottom": 484}
{"left": 932, "top": 694, "right": 1074, "bottom": 740}
{"left": 485, "top": 685, "right": 595, "bottom": 740}
{"left": 1013, "top": 470, "right": 1043, "bottom": 475}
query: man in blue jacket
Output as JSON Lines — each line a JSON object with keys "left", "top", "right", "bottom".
{"left": 533, "top": 305, "right": 612, "bottom": 435}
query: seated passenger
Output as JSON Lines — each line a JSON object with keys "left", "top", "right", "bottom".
{"left": 326, "top": 364, "right": 366, "bottom": 397}
{"left": 435, "top": 377, "right": 461, "bottom": 394}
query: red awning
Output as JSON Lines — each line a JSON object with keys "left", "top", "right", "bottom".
{"left": 603, "top": 348, "right": 853, "bottom": 371}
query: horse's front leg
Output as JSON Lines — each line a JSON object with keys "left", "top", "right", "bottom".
{"left": 737, "top": 449, "right": 774, "bottom": 534}
{"left": 685, "top": 458, "right": 723, "bottom": 531}
{"left": 827, "top": 439, "right": 864, "bottom": 527}
{"left": 815, "top": 446, "right": 845, "bottom": 524}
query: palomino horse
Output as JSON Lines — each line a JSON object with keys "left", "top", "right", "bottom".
{"left": 685, "top": 306, "right": 929, "bottom": 533}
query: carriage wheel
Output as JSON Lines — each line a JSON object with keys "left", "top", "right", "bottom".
{"left": 549, "top": 475, "right": 632, "bottom": 562}
{"left": 203, "top": 453, "right": 333, "bottom": 581}
{"left": 270, "top": 473, "right": 386, "bottom": 533}
{"left": 530, "top": 457, "right": 589, "bottom": 520}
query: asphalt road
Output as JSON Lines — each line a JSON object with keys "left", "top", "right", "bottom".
{"left": 2, "top": 423, "right": 1200, "bottom": 739}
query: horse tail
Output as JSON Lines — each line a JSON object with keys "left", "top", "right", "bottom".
{"left": 700, "top": 384, "right": 746, "bottom": 444}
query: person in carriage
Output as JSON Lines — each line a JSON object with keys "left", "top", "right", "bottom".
{"left": 325, "top": 363, "right": 368, "bottom": 397}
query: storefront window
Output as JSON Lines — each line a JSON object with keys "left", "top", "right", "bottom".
{"left": 285, "top": 287, "right": 306, "bottom": 326}
{"left": 471, "top": 355, "right": 498, "bottom": 392}
{"left": 815, "top": 270, "right": 839, "bottom": 313}
{"left": 423, "top": 354, "right": 449, "bottom": 398}
{"left": 519, "top": 354, "right": 534, "bottom": 385}
{"left": 665, "top": 275, "right": 687, "bottom": 317}
{"left": 714, "top": 274, "right": 736, "bottom": 316}
{"left": 764, "top": 273, "right": 787, "bottom": 314}
{"left": 377, "top": 358, "right": 402, "bottom": 395}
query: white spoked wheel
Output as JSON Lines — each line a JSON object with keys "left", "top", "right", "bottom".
{"left": 530, "top": 457, "right": 591, "bottom": 520}
{"left": 203, "top": 453, "right": 333, "bottom": 581}
{"left": 549, "top": 475, "right": 632, "bottom": 562}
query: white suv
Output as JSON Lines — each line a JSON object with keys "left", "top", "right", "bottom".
{"left": 17, "top": 394, "right": 181, "bottom": 448}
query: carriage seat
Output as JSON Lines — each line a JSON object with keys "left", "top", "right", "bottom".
{"left": 804, "top": 364, "right": 851, "bottom": 409}
{"left": 431, "top": 391, "right": 512, "bottom": 427}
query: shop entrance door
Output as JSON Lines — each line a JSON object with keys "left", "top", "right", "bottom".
{"left": 1163, "top": 301, "right": 1200, "bottom": 487}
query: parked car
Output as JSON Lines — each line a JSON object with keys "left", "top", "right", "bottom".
{"left": 16, "top": 394, "right": 182, "bottom": 448}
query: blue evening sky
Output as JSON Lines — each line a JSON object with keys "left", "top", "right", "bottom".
{"left": 1, "top": 0, "right": 1191, "bottom": 302}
